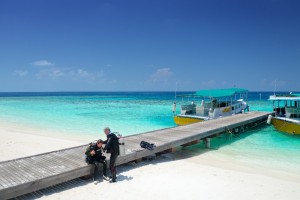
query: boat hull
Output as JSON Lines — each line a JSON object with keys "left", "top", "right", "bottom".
{"left": 174, "top": 116, "right": 204, "bottom": 126}
{"left": 272, "top": 117, "right": 300, "bottom": 135}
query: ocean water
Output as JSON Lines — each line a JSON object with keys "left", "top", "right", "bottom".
{"left": 0, "top": 91, "right": 300, "bottom": 172}
{"left": 0, "top": 92, "right": 178, "bottom": 136}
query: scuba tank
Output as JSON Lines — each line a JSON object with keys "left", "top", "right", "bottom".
{"left": 117, "top": 133, "right": 125, "bottom": 156}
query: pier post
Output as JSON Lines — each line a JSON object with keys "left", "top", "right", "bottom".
{"left": 166, "top": 147, "right": 177, "bottom": 153}
{"left": 205, "top": 138, "right": 211, "bottom": 148}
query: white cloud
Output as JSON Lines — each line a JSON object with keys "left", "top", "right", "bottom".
{"left": 36, "top": 67, "right": 104, "bottom": 81}
{"left": 77, "top": 69, "right": 90, "bottom": 78}
{"left": 50, "top": 69, "right": 65, "bottom": 78}
{"left": 13, "top": 70, "right": 28, "bottom": 77}
{"left": 69, "top": 68, "right": 104, "bottom": 80}
{"left": 32, "top": 60, "right": 54, "bottom": 66}
{"left": 36, "top": 69, "right": 51, "bottom": 79}
{"left": 149, "top": 68, "right": 173, "bottom": 82}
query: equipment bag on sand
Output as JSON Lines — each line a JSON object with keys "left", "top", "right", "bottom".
{"left": 140, "top": 141, "right": 156, "bottom": 151}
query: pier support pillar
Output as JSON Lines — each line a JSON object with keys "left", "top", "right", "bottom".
{"left": 166, "top": 147, "right": 177, "bottom": 153}
{"left": 205, "top": 138, "right": 211, "bottom": 149}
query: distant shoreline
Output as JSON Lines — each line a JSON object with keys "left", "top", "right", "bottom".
{"left": 0, "top": 90, "right": 299, "bottom": 93}
{"left": 0, "top": 91, "right": 298, "bottom": 96}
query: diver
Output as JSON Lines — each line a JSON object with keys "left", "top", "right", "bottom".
{"left": 103, "top": 127, "right": 120, "bottom": 183}
{"left": 85, "top": 139, "right": 109, "bottom": 183}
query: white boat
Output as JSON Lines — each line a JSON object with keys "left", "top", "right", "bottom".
{"left": 267, "top": 93, "right": 300, "bottom": 135}
{"left": 173, "top": 88, "right": 249, "bottom": 125}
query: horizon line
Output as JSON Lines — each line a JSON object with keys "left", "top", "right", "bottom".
{"left": 0, "top": 90, "right": 299, "bottom": 93}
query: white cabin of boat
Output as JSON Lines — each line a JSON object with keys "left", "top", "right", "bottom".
{"left": 175, "top": 88, "right": 249, "bottom": 120}
{"left": 269, "top": 93, "right": 300, "bottom": 119}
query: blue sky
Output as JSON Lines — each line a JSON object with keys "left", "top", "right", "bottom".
{"left": 0, "top": 0, "right": 299, "bottom": 92}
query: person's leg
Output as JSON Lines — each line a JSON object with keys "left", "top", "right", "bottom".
{"left": 98, "top": 159, "right": 108, "bottom": 177}
{"left": 93, "top": 162, "right": 100, "bottom": 181}
{"left": 109, "top": 153, "right": 118, "bottom": 182}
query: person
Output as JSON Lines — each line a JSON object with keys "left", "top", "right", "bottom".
{"left": 85, "top": 139, "right": 109, "bottom": 182}
{"left": 103, "top": 127, "right": 119, "bottom": 183}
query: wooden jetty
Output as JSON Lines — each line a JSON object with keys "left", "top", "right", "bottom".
{"left": 0, "top": 111, "right": 271, "bottom": 199}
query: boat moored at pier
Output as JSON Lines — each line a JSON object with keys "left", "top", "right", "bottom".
{"left": 267, "top": 93, "right": 300, "bottom": 135}
{"left": 173, "top": 88, "right": 249, "bottom": 125}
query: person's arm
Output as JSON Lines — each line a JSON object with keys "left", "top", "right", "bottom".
{"left": 85, "top": 145, "right": 93, "bottom": 156}
{"left": 85, "top": 148, "right": 90, "bottom": 156}
{"left": 86, "top": 145, "right": 96, "bottom": 156}
{"left": 103, "top": 137, "right": 112, "bottom": 151}
{"left": 95, "top": 148, "right": 104, "bottom": 157}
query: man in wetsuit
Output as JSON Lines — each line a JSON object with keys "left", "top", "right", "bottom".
{"left": 85, "top": 139, "right": 109, "bottom": 182}
{"left": 103, "top": 127, "right": 119, "bottom": 183}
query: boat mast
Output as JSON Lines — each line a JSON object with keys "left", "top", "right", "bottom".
{"left": 273, "top": 80, "right": 277, "bottom": 96}
{"left": 174, "top": 82, "right": 178, "bottom": 102}
{"left": 173, "top": 82, "right": 178, "bottom": 115}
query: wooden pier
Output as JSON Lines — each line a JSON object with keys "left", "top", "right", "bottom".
{"left": 0, "top": 111, "right": 271, "bottom": 199}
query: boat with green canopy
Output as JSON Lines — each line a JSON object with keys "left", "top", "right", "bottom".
{"left": 173, "top": 88, "right": 249, "bottom": 125}
{"left": 267, "top": 92, "right": 300, "bottom": 135}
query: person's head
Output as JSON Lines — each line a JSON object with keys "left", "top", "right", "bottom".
{"left": 104, "top": 127, "right": 111, "bottom": 135}
{"left": 96, "top": 139, "right": 104, "bottom": 148}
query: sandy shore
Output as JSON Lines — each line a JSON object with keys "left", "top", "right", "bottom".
{"left": 0, "top": 121, "right": 90, "bottom": 161}
{"left": 40, "top": 155, "right": 300, "bottom": 200}
{"left": 1, "top": 123, "right": 300, "bottom": 200}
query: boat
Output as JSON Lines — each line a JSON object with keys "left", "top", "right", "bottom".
{"left": 267, "top": 93, "right": 300, "bottom": 135}
{"left": 173, "top": 88, "right": 249, "bottom": 125}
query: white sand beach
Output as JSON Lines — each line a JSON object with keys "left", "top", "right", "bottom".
{"left": 0, "top": 121, "right": 87, "bottom": 161}
{"left": 1, "top": 123, "right": 300, "bottom": 200}
{"left": 41, "top": 156, "right": 300, "bottom": 200}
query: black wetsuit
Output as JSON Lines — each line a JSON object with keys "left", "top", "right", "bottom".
{"left": 85, "top": 144, "right": 107, "bottom": 178}
{"left": 103, "top": 133, "right": 119, "bottom": 181}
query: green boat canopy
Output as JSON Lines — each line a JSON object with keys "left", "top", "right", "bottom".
{"left": 180, "top": 88, "right": 248, "bottom": 98}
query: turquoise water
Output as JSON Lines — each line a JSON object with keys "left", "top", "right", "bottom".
{"left": 0, "top": 92, "right": 177, "bottom": 136}
{"left": 202, "top": 125, "right": 300, "bottom": 174}
{"left": 0, "top": 92, "right": 300, "bottom": 172}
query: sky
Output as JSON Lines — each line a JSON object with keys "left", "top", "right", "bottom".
{"left": 0, "top": 0, "right": 299, "bottom": 92}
